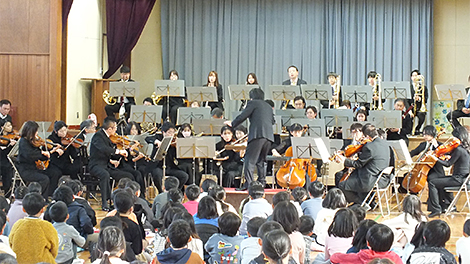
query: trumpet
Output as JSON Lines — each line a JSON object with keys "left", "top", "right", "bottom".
{"left": 371, "top": 74, "right": 383, "bottom": 110}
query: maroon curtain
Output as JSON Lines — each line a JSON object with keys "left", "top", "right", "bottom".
{"left": 103, "top": 0, "right": 156, "bottom": 79}
{"left": 62, "top": 0, "right": 74, "bottom": 30}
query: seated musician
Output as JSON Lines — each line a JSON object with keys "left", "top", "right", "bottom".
{"left": 271, "top": 123, "right": 303, "bottom": 157}
{"left": 143, "top": 97, "right": 154, "bottom": 106}
{"left": 293, "top": 96, "right": 306, "bottom": 110}
{"left": 0, "top": 121, "right": 17, "bottom": 196}
{"left": 386, "top": 98, "right": 412, "bottom": 145}
{"left": 88, "top": 117, "right": 136, "bottom": 211}
{"left": 0, "top": 100, "right": 12, "bottom": 127}
{"left": 78, "top": 119, "right": 97, "bottom": 141}
{"left": 105, "top": 66, "right": 136, "bottom": 119}
{"left": 47, "top": 121, "right": 80, "bottom": 180}
{"left": 158, "top": 70, "right": 186, "bottom": 123}
{"left": 176, "top": 123, "right": 200, "bottom": 185}
{"left": 334, "top": 123, "right": 390, "bottom": 205}
{"left": 305, "top": 106, "right": 317, "bottom": 119}
{"left": 334, "top": 123, "right": 364, "bottom": 187}
{"left": 354, "top": 109, "right": 367, "bottom": 122}
{"left": 214, "top": 126, "right": 243, "bottom": 187}
{"left": 321, "top": 72, "right": 341, "bottom": 109}
{"left": 145, "top": 122, "right": 188, "bottom": 192}
{"left": 427, "top": 126, "right": 470, "bottom": 218}
{"left": 17, "top": 121, "right": 62, "bottom": 198}
{"left": 447, "top": 75, "right": 470, "bottom": 128}
{"left": 211, "top": 108, "right": 224, "bottom": 119}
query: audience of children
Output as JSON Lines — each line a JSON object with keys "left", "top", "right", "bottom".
{"left": 322, "top": 208, "right": 358, "bottom": 262}
{"left": 182, "top": 184, "right": 200, "bottom": 215}
{"left": 301, "top": 181, "right": 325, "bottom": 221}
{"left": 0, "top": 210, "right": 15, "bottom": 257}
{"left": 257, "top": 229, "right": 297, "bottom": 264}
{"left": 240, "top": 184, "right": 273, "bottom": 235}
{"left": 152, "top": 176, "right": 179, "bottom": 220}
{"left": 456, "top": 219, "right": 470, "bottom": 264}
{"left": 209, "top": 185, "right": 238, "bottom": 216}
{"left": 172, "top": 211, "right": 204, "bottom": 260}
{"left": 193, "top": 196, "right": 219, "bottom": 261}
{"left": 63, "top": 179, "right": 97, "bottom": 227}
{"left": 299, "top": 215, "right": 316, "bottom": 264}
{"left": 205, "top": 212, "right": 244, "bottom": 263}
{"left": 314, "top": 188, "right": 348, "bottom": 245}
{"left": 197, "top": 179, "right": 216, "bottom": 202}
{"left": 6, "top": 186, "right": 27, "bottom": 228}
{"left": 92, "top": 226, "right": 128, "bottom": 264}
{"left": 239, "top": 217, "right": 266, "bottom": 264}
{"left": 347, "top": 219, "right": 377, "bottom": 253}
{"left": 291, "top": 187, "right": 307, "bottom": 217}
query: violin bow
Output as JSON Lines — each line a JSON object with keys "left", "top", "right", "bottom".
{"left": 63, "top": 126, "right": 87, "bottom": 150}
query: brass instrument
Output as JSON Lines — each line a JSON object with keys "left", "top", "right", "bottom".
{"left": 281, "top": 100, "right": 290, "bottom": 110}
{"left": 151, "top": 92, "right": 190, "bottom": 107}
{"left": 371, "top": 73, "right": 383, "bottom": 110}
{"left": 411, "top": 75, "right": 426, "bottom": 135}
{"left": 102, "top": 90, "right": 117, "bottom": 105}
{"left": 334, "top": 75, "right": 341, "bottom": 109}
{"left": 140, "top": 122, "right": 158, "bottom": 134}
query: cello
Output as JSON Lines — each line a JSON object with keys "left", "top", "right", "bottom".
{"left": 402, "top": 136, "right": 460, "bottom": 193}
{"left": 276, "top": 146, "right": 317, "bottom": 189}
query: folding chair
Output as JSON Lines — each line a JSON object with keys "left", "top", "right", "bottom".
{"left": 444, "top": 173, "right": 470, "bottom": 217}
{"left": 361, "top": 166, "right": 395, "bottom": 217}
{"left": 7, "top": 142, "right": 26, "bottom": 196}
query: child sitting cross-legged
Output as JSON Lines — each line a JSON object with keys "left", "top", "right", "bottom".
{"left": 92, "top": 226, "right": 128, "bottom": 264}
{"left": 205, "top": 212, "right": 244, "bottom": 264}
{"left": 153, "top": 219, "right": 204, "bottom": 264}
{"left": 239, "top": 217, "right": 266, "bottom": 264}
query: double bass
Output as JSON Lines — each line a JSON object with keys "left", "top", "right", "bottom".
{"left": 402, "top": 136, "right": 460, "bottom": 193}
{"left": 276, "top": 146, "right": 317, "bottom": 189}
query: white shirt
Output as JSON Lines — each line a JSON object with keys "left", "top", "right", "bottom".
{"left": 456, "top": 236, "right": 470, "bottom": 263}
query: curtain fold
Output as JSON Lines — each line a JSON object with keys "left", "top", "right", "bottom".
{"left": 62, "top": 0, "right": 74, "bottom": 31}
{"left": 103, "top": 0, "right": 156, "bottom": 79}
{"left": 161, "top": 0, "right": 432, "bottom": 92}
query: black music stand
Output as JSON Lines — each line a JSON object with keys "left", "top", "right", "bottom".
{"left": 187, "top": 87, "right": 218, "bottom": 107}
{"left": 290, "top": 118, "right": 326, "bottom": 137}
{"left": 154, "top": 80, "right": 185, "bottom": 122}
{"left": 176, "top": 137, "right": 216, "bottom": 185}
{"left": 153, "top": 136, "right": 173, "bottom": 177}
{"left": 177, "top": 107, "right": 211, "bottom": 125}
{"left": 382, "top": 81, "right": 409, "bottom": 100}
{"left": 342, "top": 85, "right": 372, "bottom": 106}
{"left": 192, "top": 119, "right": 226, "bottom": 135}
{"left": 275, "top": 109, "right": 306, "bottom": 127}
{"left": 368, "top": 110, "right": 401, "bottom": 129}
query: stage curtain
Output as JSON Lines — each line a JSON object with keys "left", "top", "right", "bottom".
{"left": 161, "top": 0, "right": 433, "bottom": 103}
{"left": 103, "top": 0, "right": 156, "bottom": 79}
{"left": 62, "top": 0, "right": 74, "bottom": 30}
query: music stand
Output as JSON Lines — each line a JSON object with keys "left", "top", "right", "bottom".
{"left": 342, "top": 85, "right": 372, "bottom": 105}
{"left": 301, "top": 84, "right": 331, "bottom": 101}
{"left": 388, "top": 140, "right": 413, "bottom": 166}
{"left": 275, "top": 109, "right": 306, "bottom": 127}
{"left": 192, "top": 119, "right": 226, "bottom": 135}
{"left": 130, "top": 105, "right": 162, "bottom": 124}
{"left": 290, "top": 118, "right": 326, "bottom": 137}
{"left": 341, "top": 121, "right": 376, "bottom": 138}
{"left": 291, "top": 137, "right": 331, "bottom": 183}
{"left": 368, "top": 110, "right": 401, "bottom": 129}
{"left": 177, "top": 137, "right": 216, "bottom": 185}
{"left": 435, "top": 84, "right": 467, "bottom": 128}
{"left": 273, "top": 115, "right": 282, "bottom": 135}
{"left": 153, "top": 136, "right": 173, "bottom": 177}
{"left": 329, "top": 139, "right": 344, "bottom": 155}
{"left": 382, "top": 82, "right": 409, "bottom": 99}
{"left": 187, "top": 87, "right": 218, "bottom": 107}
{"left": 320, "top": 109, "right": 354, "bottom": 127}
{"left": 36, "top": 121, "right": 52, "bottom": 139}
{"left": 228, "top": 85, "right": 259, "bottom": 100}
{"left": 109, "top": 82, "right": 139, "bottom": 98}
{"left": 268, "top": 85, "right": 301, "bottom": 101}
{"left": 177, "top": 107, "right": 211, "bottom": 125}
{"left": 154, "top": 80, "right": 185, "bottom": 122}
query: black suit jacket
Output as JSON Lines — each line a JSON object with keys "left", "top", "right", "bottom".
{"left": 88, "top": 129, "right": 117, "bottom": 169}
{"left": 387, "top": 112, "right": 412, "bottom": 143}
{"left": 436, "top": 146, "right": 470, "bottom": 178}
{"left": 282, "top": 79, "right": 307, "bottom": 86}
{"left": 456, "top": 87, "right": 470, "bottom": 111}
{"left": 0, "top": 115, "right": 12, "bottom": 127}
{"left": 343, "top": 137, "right": 390, "bottom": 192}
{"left": 407, "top": 84, "right": 428, "bottom": 112}
{"left": 231, "top": 99, "right": 275, "bottom": 143}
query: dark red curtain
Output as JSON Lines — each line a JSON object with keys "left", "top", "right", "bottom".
{"left": 103, "top": 0, "right": 156, "bottom": 79}
{"left": 62, "top": 0, "right": 74, "bottom": 30}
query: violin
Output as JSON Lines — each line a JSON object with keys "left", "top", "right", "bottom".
{"left": 275, "top": 146, "right": 317, "bottom": 189}
{"left": 402, "top": 133, "right": 457, "bottom": 193}
{"left": 109, "top": 134, "right": 141, "bottom": 150}
{"left": 32, "top": 136, "right": 61, "bottom": 170}
{"left": 335, "top": 138, "right": 372, "bottom": 183}
{"left": 61, "top": 133, "right": 84, "bottom": 149}
{"left": 0, "top": 131, "right": 20, "bottom": 146}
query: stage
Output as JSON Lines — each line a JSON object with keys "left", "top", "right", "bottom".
{"left": 224, "top": 187, "right": 285, "bottom": 211}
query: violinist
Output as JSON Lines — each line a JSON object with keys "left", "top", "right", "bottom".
{"left": 335, "top": 123, "right": 390, "bottom": 204}
{"left": 88, "top": 117, "right": 136, "bottom": 211}
{"left": 121, "top": 121, "right": 146, "bottom": 197}
{"left": 333, "top": 123, "right": 364, "bottom": 187}
{"left": 0, "top": 100, "right": 12, "bottom": 127}
{"left": 386, "top": 98, "right": 412, "bottom": 146}
{"left": 427, "top": 126, "right": 470, "bottom": 218}
{"left": 17, "top": 121, "right": 62, "bottom": 198}
{"left": 0, "top": 121, "right": 17, "bottom": 196}
{"left": 47, "top": 121, "right": 80, "bottom": 180}
{"left": 214, "top": 126, "right": 243, "bottom": 187}
{"left": 77, "top": 119, "right": 97, "bottom": 141}
{"left": 145, "top": 122, "right": 188, "bottom": 192}
{"left": 176, "top": 123, "right": 200, "bottom": 185}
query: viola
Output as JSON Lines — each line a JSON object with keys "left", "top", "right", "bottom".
{"left": 61, "top": 133, "right": 84, "bottom": 149}
{"left": 336, "top": 138, "right": 372, "bottom": 183}
{"left": 275, "top": 146, "right": 317, "bottom": 189}
{"left": 402, "top": 133, "right": 457, "bottom": 193}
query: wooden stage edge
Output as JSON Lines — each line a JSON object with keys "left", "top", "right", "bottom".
{"left": 224, "top": 188, "right": 283, "bottom": 211}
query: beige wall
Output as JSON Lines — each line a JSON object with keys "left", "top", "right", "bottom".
{"left": 66, "top": 0, "right": 103, "bottom": 124}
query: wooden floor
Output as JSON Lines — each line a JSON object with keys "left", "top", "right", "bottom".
{"left": 78, "top": 189, "right": 469, "bottom": 263}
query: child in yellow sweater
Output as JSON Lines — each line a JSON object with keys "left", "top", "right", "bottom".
{"left": 10, "top": 192, "right": 58, "bottom": 264}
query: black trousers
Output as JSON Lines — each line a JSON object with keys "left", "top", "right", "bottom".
{"left": 0, "top": 164, "right": 13, "bottom": 195}
{"left": 120, "top": 163, "right": 145, "bottom": 198}
{"left": 19, "top": 166, "right": 61, "bottom": 198}
{"left": 151, "top": 167, "right": 188, "bottom": 192}
{"left": 161, "top": 104, "right": 180, "bottom": 124}
{"left": 414, "top": 111, "right": 426, "bottom": 133}
{"left": 243, "top": 138, "right": 271, "bottom": 188}
{"left": 427, "top": 175, "right": 463, "bottom": 213}
{"left": 446, "top": 110, "right": 470, "bottom": 128}
{"left": 89, "top": 165, "right": 134, "bottom": 208}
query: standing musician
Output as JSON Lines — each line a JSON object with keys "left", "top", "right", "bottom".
{"left": 17, "top": 121, "right": 62, "bottom": 198}
{"left": 47, "top": 121, "right": 80, "bottom": 180}
{"left": 281, "top": 65, "right": 307, "bottom": 109}
{"left": 88, "top": 117, "right": 135, "bottom": 211}
{"left": 427, "top": 126, "right": 470, "bottom": 218}
{"left": 334, "top": 124, "right": 390, "bottom": 204}
{"left": 204, "top": 71, "right": 224, "bottom": 111}
{"left": 145, "top": 122, "right": 189, "bottom": 192}
{"left": 157, "top": 70, "right": 186, "bottom": 123}
{"left": 408, "top": 70, "right": 428, "bottom": 135}
{"left": 321, "top": 72, "right": 342, "bottom": 109}
{"left": 105, "top": 66, "right": 136, "bottom": 119}
{"left": 333, "top": 123, "right": 364, "bottom": 187}
{"left": 0, "top": 100, "right": 12, "bottom": 127}
{"left": 226, "top": 88, "right": 275, "bottom": 190}
{"left": 446, "top": 75, "right": 470, "bottom": 128}
{"left": 0, "top": 121, "right": 17, "bottom": 196}
{"left": 367, "top": 71, "right": 385, "bottom": 110}
{"left": 386, "top": 98, "right": 412, "bottom": 145}
{"left": 214, "top": 126, "right": 243, "bottom": 187}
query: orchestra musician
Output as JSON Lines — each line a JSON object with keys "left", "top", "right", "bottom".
{"left": 204, "top": 71, "right": 224, "bottom": 111}
{"left": 321, "top": 72, "right": 342, "bottom": 109}
{"left": 272, "top": 123, "right": 303, "bottom": 157}
{"left": 17, "top": 121, "right": 62, "bottom": 198}
{"left": 78, "top": 119, "right": 97, "bottom": 141}
{"left": 158, "top": 70, "right": 186, "bottom": 123}
{"left": 427, "top": 126, "right": 470, "bottom": 218}
{"left": 143, "top": 97, "right": 154, "bottom": 106}
{"left": 367, "top": 71, "right": 385, "bottom": 110}
{"left": 446, "top": 75, "right": 470, "bottom": 128}
{"left": 105, "top": 66, "right": 136, "bottom": 119}
{"left": 88, "top": 117, "right": 135, "bottom": 211}
{"left": 408, "top": 70, "right": 428, "bottom": 135}
{"left": 354, "top": 109, "right": 367, "bottom": 122}
{"left": 176, "top": 123, "right": 200, "bottom": 185}
{"left": 227, "top": 88, "right": 275, "bottom": 190}
{"left": 334, "top": 123, "right": 364, "bottom": 187}
{"left": 305, "top": 106, "right": 317, "bottom": 119}
{"left": 281, "top": 65, "right": 307, "bottom": 109}
{"left": 0, "top": 100, "right": 12, "bottom": 127}
{"left": 240, "top": 73, "right": 259, "bottom": 110}
{"left": 145, "top": 122, "right": 189, "bottom": 192}
{"left": 0, "top": 121, "right": 17, "bottom": 196}
{"left": 214, "top": 126, "right": 243, "bottom": 187}
{"left": 47, "top": 121, "right": 80, "bottom": 180}
{"left": 334, "top": 124, "right": 390, "bottom": 205}
{"left": 386, "top": 98, "right": 412, "bottom": 145}
{"left": 293, "top": 96, "right": 306, "bottom": 109}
